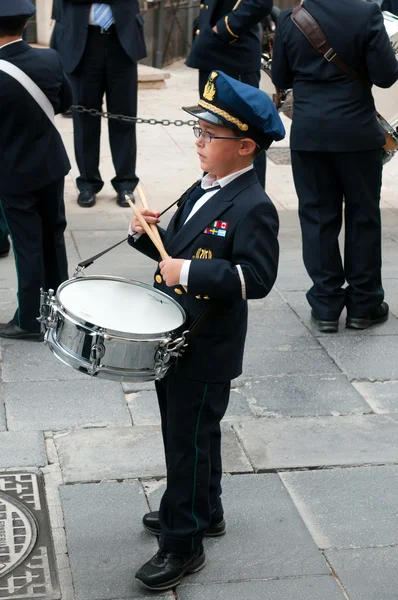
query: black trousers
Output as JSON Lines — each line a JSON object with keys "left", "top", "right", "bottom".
{"left": 0, "top": 179, "right": 68, "bottom": 332}
{"left": 291, "top": 149, "right": 384, "bottom": 319}
{"left": 155, "top": 370, "right": 230, "bottom": 554}
{"left": 0, "top": 213, "right": 9, "bottom": 253}
{"left": 70, "top": 26, "right": 139, "bottom": 194}
{"left": 199, "top": 70, "right": 266, "bottom": 189}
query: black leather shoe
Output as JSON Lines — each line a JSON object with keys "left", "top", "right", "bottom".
{"left": 77, "top": 190, "right": 96, "bottom": 208}
{"left": 117, "top": 190, "right": 135, "bottom": 208}
{"left": 346, "top": 301, "right": 389, "bottom": 330}
{"left": 142, "top": 511, "right": 226, "bottom": 537}
{"left": 311, "top": 310, "right": 339, "bottom": 333}
{"left": 135, "top": 545, "right": 206, "bottom": 591}
{"left": 0, "top": 245, "right": 10, "bottom": 258}
{"left": 0, "top": 321, "right": 43, "bottom": 342}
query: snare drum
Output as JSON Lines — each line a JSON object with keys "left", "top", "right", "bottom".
{"left": 39, "top": 276, "right": 187, "bottom": 382}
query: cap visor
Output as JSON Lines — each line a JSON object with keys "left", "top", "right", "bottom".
{"left": 182, "top": 105, "right": 229, "bottom": 128}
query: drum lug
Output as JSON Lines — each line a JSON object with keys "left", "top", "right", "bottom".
{"left": 165, "top": 331, "right": 189, "bottom": 357}
{"left": 73, "top": 265, "right": 86, "bottom": 278}
{"left": 88, "top": 332, "right": 106, "bottom": 375}
{"left": 38, "top": 288, "right": 57, "bottom": 333}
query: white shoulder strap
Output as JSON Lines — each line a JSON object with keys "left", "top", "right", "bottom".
{"left": 0, "top": 59, "right": 55, "bottom": 124}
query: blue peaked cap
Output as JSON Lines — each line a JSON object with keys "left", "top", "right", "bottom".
{"left": 183, "top": 71, "right": 285, "bottom": 150}
{"left": 0, "top": 0, "right": 36, "bottom": 18}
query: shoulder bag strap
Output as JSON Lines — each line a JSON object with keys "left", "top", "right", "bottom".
{"left": 0, "top": 59, "right": 55, "bottom": 123}
{"left": 291, "top": 5, "right": 371, "bottom": 88}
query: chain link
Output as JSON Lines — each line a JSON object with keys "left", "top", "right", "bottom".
{"left": 71, "top": 105, "right": 197, "bottom": 127}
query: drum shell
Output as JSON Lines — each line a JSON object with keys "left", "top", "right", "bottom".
{"left": 41, "top": 277, "right": 186, "bottom": 382}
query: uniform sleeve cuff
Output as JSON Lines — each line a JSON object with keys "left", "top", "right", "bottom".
{"left": 180, "top": 260, "right": 191, "bottom": 286}
{"left": 216, "top": 15, "right": 239, "bottom": 42}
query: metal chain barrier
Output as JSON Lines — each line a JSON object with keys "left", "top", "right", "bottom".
{"left": 71, "top": 105, "right": 197, "bottom": 127}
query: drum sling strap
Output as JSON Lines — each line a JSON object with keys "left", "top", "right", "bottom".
{"left": 291, "top": 6, "right": 371, "bottom": 88}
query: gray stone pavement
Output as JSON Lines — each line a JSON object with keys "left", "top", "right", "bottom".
{"left": 1, "top": 60, "right": 398, "bottom": 599}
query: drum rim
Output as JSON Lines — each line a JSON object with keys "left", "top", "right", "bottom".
{"left": 55, "top": 275, "right": 186, "bottom": 337}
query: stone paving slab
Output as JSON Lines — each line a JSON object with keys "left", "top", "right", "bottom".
{"left": 319, "top": 336, "right": 398, "bottom": 380}
{"left": 282, "top": 290, "right": 398, "bottom": 337}
{"left": 56, "top": 424, "right": 251, "bottom": 483}
{"left": 236, "top": 414, "right": 398, "bottom": 470}
{"left": 325, "top": 546, "right": 398, "bottom": 600}
{"left": 4, "top": 379, "right": 131, "bottom": 431}
{"left": 179, "top": 576, "right": 346, "bottom": 600}
{"left": 0, "top": 431, "right": 46, "bottom": 468}
{"left": 187, "top": 474, "right": 329, "bottom": 583}
{"left": 60, "top": 481, "right": 165, "bottom": 600}
{"left": 0, "top": 340, "right": 88, "bottom": 382}
{"left": 281, "top": 466, "right": 398, "bottom": 548}
{"left": 238, "top": 374, "right": 370, "bottom": 418}
{"left": 242, "top": 347, "right": 341, "bottom": 379}
{"left": 353, "top": 380, "right": 398, "bottom": 413}
{"left": 246, "top": 307, "right": 320, "bottom": 351}
{"left": 127, "top": 389, "right": 254, "bottom": 426}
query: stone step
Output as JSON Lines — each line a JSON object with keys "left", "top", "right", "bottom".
{"left": 138, "top": 63, "right": 171, "bottom": 89}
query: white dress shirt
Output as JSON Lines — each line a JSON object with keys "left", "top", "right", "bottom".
{"left": 0, "top": 39, "right": 23, "bottom": 50}
{"left": 128, "top": 164, "right": 254, "bottom": 286}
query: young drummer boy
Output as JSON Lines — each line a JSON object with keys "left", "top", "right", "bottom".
{"left": 129, "top": 70, "right": 285, "bottom": 591}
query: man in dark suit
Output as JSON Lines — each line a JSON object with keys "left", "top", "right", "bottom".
{"left": 128, "top": 71, "right": 284, "bottom": 590}
{"left": 272, "top": 0, "right": 398, "bottom": 332}
{"left": 0, "top": 0, "right": 71, "bottom": 341}
{"left": 185, "top": 0, "right": 274, "bottom": 188}
{"left": 382, "top": 0, "right": 398, "bottom": 15}
{"left": 52, "top": 0, "right": 147, "bottom": 208}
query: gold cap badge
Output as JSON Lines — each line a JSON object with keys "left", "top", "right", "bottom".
{"left": 203, "top": 72, "right": 218, "bottom": 102}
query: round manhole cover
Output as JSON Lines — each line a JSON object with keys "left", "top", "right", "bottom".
{"left": 0, "top": 491, "right": 38, "bottom": 579}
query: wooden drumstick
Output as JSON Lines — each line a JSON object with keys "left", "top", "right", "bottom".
{"left": 127, "top": 198, "right": 188, "bottom": 292}
{"left": 135, "top": 185, "right": 163, "bottom": 246}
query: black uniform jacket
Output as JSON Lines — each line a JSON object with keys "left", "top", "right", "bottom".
{"left": 128, "top": 169, "right": 279, "bottom": 383}
{"left": 0, "top": 41, "right": 71, "bottom": 195}
{"left": 186, "top": 0, "right": 273, "bottom": 74}
{"left": 51, "top": 0, "right": 147, "bottom": 74}
{"left": 382, "top": 0, "right": 398, "bottom": 16}
{"left": 271, "top": 0, "right": 398, "bottom": 152}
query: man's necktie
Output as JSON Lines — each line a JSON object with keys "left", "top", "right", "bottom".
{"left": 93, "top": 4, "right": 114, "bottom": 30}
{"left": 176, "top": 185, "right": 220, "bottom": 231}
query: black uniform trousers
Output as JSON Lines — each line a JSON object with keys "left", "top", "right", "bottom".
{"left": 155, "top": 369, "right": 230, "bottom": 554}
{"left": 199, "top": 70, "right": 266, "bottom": 188}
{"left": 0, "top": 179, "right": 68, "bottom": 332}
{"left": 70, "top": 26, "right": 139, "bottom": 194}
{"left": 291, "top": 148, "right": 384, "bottom": 319}
{"left": 0, "top": 213, "right": 10, "bottom": 254}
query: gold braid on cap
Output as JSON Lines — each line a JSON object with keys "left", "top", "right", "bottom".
{"left": 198, "top": 99, "right": 249, "bottom": 131}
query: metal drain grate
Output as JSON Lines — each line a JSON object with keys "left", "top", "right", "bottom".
{"left": 0, "top": 472, "right": 59, "bottom": 599}
{"left": 267, "top": 147, "right": 292, "bottom": 165}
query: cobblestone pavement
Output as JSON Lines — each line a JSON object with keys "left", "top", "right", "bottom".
{"left": 1, "top": 61, "right": 398, "bottom": 600}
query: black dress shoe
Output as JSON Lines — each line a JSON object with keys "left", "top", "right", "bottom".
{"left": 77, "top": 190, "right": 96, "bottom": 208}
{"left": 135, "top": 545, "right": 206, "bottom": 591}
{"left": 346, "top": 301, "right": 389, "bottom": 330}
{"left": 311, "top": 310, "right": 339, "bottom": 333}
{"left": 142, "top": 511, "right": 226, "bottom": 537}
{"left": 117, "top": 190, "right": 135, "bottom": 208}
{"left": 0, "top": 321, "right": 43, "bottom": 341}
{"left": 0, "top": 236, "right": 10, "bottom": 258}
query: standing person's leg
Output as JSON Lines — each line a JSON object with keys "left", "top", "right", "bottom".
{"left": 337, "top": 149, "right": 387, "bottom": 326}
{"left": 136, "top": 371, "right": 230, "bottom": 589}
{"left": 291, "top": 150, "right": 346, "bottom": 328}
{"left": 0, "top": 212, "right": 10, "bottom": 257}
{"left": 105, "top": 32, "right": 139, "bottom": 206}
{"left": 70, "top": 27, "right": 106, "bottom": 205}
{"left": 37, "top": 179, "right": 69, "bottom": 291}
{"left": 0, "top": 191, "right": 45, "bottom": 337}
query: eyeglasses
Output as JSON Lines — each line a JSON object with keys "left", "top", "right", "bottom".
{"left": 193, "top": 126, "right": 244, "bottom": 144}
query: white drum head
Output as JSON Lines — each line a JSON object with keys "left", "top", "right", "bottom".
{"left": 58, "top": 277, "right": 185, "bottom": 334}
